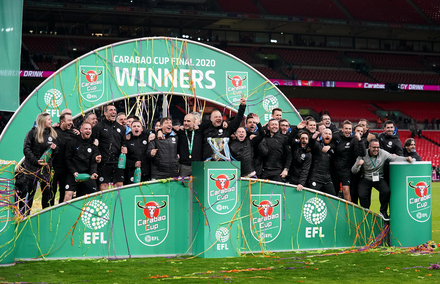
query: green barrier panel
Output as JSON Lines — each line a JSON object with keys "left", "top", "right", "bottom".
{"left": 240, "top": 179, "right": 384, "bottom": 252}
{"left": 0, "top": 161, "right": 16, "bottom": 266}
{"left": 192, "top": 161, "right": 241, "bottom": 258}
{"left": 14, "top": 180, "right": 191, "bottom": 259}
{"left": 390, "top": 162, "right": 432, "bottom": 247}
{"left": 12, "top": 176, "right": 385, "bottom": 260}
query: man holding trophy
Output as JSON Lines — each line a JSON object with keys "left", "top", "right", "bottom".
{"left": 201, "top": 93, "right": 247, "bottom": 161}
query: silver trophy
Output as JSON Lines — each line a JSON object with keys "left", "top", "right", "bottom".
{"left": 207, "top": 137, "right": 231, "bottom": 161}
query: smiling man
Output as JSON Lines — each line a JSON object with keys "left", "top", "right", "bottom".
{"left": 147, "top": 117, "right": 179, "bottom": 179}
{"left": 64, "top": 122, "right": 99, "bottom": 201}
{"left": 92, "top": 104, "right": 127, "bottom": 191}
{"left": 352, "top": 139, "right": 412, "bottom": 221}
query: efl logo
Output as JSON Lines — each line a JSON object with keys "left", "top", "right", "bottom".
{"left": 208, "top": 169, "right": 238, "bottom": 215}
{"left": 226, "top": 71, "right": 248, "bottom": 105}
{"left": 303, "top": 197, "right": 327, "bottom": 225}
{"left": 81, "top": 200, "right": 109, "bottom": 245}
{"left": 135, "top": 195, "right": 169, "bottom": 246}
{"left": 407, "top": 177, "right": 431, "bottom": 222}
{"left": 43, "top": 88, "right": 63, "bottom": 117}
{"left": 250, "top": 194, "right": 282, "bottom": 243}
{"left": 79, "top": 65, "right": 104, "bottom": 102}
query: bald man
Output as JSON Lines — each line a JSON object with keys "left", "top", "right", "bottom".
{"left": 201, "top": 94, "right": 247, "bottom": 160}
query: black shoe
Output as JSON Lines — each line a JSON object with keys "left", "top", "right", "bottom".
{"left": 380, "top": 211, "right": 390, "bottom": 221}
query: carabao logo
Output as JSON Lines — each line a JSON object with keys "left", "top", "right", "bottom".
{"left": 135, "top": 195, "right": 169, "bottom": 246}
{"left": 407, "top": 177, "right": 431, "bottom": 222}
{"left": 226, "top": 71, "right": 248, "bottom": 105}
{"left": 303, "top": 197, "right": 327, "bottom": 225}
{"left": 250, "top": 194, "right": 282, "bottom": 243}
{"left": 79, "top": 65, "right": 104, "bottom": 102}
{"left": 81, "top": 200, "right": 109, "bottom": 230}
{"left": 208, "top": 169, "right": 238, "bottom": 215}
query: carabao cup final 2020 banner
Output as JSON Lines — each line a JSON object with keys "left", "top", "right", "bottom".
{"left": 0, "top": 37, "right": 301, "bottom": 163}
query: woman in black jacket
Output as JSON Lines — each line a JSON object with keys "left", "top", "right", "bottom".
{"left": 19, "top": 113, "right": 58, "bottom": 215}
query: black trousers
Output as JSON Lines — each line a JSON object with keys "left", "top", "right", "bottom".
{"left": 50, "top": 169, "right": 67, "bottom": 206}
{"left": 350, "top": 173, "right": 361, "bottom": 205}
{"left": 308, "top": 180, "right": 335, "bottom": 196}
{"left": 358, "top": 178, "right": 390, "bottom": 213}
{"left": 261, "top": 169, "right": 283, "bottom": 182}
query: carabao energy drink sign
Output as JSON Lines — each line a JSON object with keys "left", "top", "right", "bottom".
{"left": 0, "top": 37, "right": 301, "bottom": 163}
{"left": 406, "top": 177, "right": 431, "bottom": 222}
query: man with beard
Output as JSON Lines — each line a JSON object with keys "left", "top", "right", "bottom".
{"left": 288, "top": 130, "right": 312, "bottom": 192}
{"left": 51, "top": 113, "right": 78, "bottom": 206}
{"left": 352, "top": 139, "right": 412, "bottom": 220}
{"left": 308, "top": 128, "right": 336, "bottom": 195}
{"left": 229, "top": 114, "right": 264, "bottom": 177}
{"left": 403, "top": 138, "right": 422, "bottom": 161}
{"left": 378, "top": 120, "right": 403, "bottom": 156}
{"left": 92, "top": 104, "right": 127, "bottom": 191}
{"left": 147, "top": 117, "right": 179, "bottom": 179}
{"left": 126, "top": 120, "right": 155, "bottom": 183}
{"left": 201, "top": 94, "right": 246, "bottom": 160}
{"left": 176, "top": 113, "right": 203, "bottom": 176}
{"left": 259, "top": 119, "right": 291, "bottom": 182}
{"left": 64, "top": 122, "right": 99, "bottom": 201}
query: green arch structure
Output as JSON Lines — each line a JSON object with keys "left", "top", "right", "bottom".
{"left": 0, "top": 37, "right": 301, "bottom": 163}
{"left": 0, "top": 38, "right": 387, "bottom": 263}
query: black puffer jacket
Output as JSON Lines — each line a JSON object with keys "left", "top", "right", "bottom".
{"left": 377, "top": 132, "right": 403, "bottom": 156}
{"left": 147, "top": 132, "right": 179, "bottom": 179}
{"left": 53, "top": 127, "right": 77, "bottom": 172}
{"left": 288, "top": 142, "right": 312, "bottom": 186}
{"left": 92, "top": 118, "right": 126, "bottom": 164}
{"left": 308, "top": 138, "right": 335, "bottom": 184}
{"left": 23, "top": 127, "right": 58, "bottom": 174}
{"left": 332, "top": 132, "right": 364, "bottom": 174}
{"left": 259, "top": 131, "right": 292, "bottom": 171}
{"left": 202, "top": 104, "right": 246, "bottom": 160}
{"left": 126, "top": 131, "right": 151, "bottom": 180}
{"left": 64, "top": 135, "right": 98, "bottom": 175}
{"left": 229, "top": 123, "right": 264, "bottom": 176}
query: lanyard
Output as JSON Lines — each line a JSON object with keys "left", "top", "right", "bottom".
{"left": 369, "top": 156, "right": 377, "bottom": 169}
{"left": 185, "top": 129, "right": 195, "bottom": 158}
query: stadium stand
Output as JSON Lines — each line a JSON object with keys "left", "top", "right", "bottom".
{"left": 284, "top": 68, "right": 371, "bottom": 82}
{"left": 338, "top": 0, "right": 428, "bottom": 24}
{"left": 254, "top": 67, "right": 284, "bottom": 79}
{"left": 263, "top": 49, "right": 344, "bottom": 68}
{"left": 412, "top": 0, "right": 440, "bottom": 25}
{"left": 288, "top": 98, "right": 378, "bottom": 122}
{"left": 369, "top": 72, "right": 440, "bottom": 85}
{"left": 259, "top": 0, "right": 346, "bottom": 19}
{"left": 422, "top": 131, "right": 440, "bottom": 145}
{"left": 216, "top": 0, "right": 260, "bottom": 13}
{"left": 221, "top": 46, "right": 258, "bottom": 64}
{"left": 374, "top": 101, "right": 440, "bottom": 124}
{"left": 346, "top": 52, "right": 425, "bottom": 71}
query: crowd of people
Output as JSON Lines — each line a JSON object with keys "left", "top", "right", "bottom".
{"left": 17, "top": 94, "right": 422, "bottom": 220}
